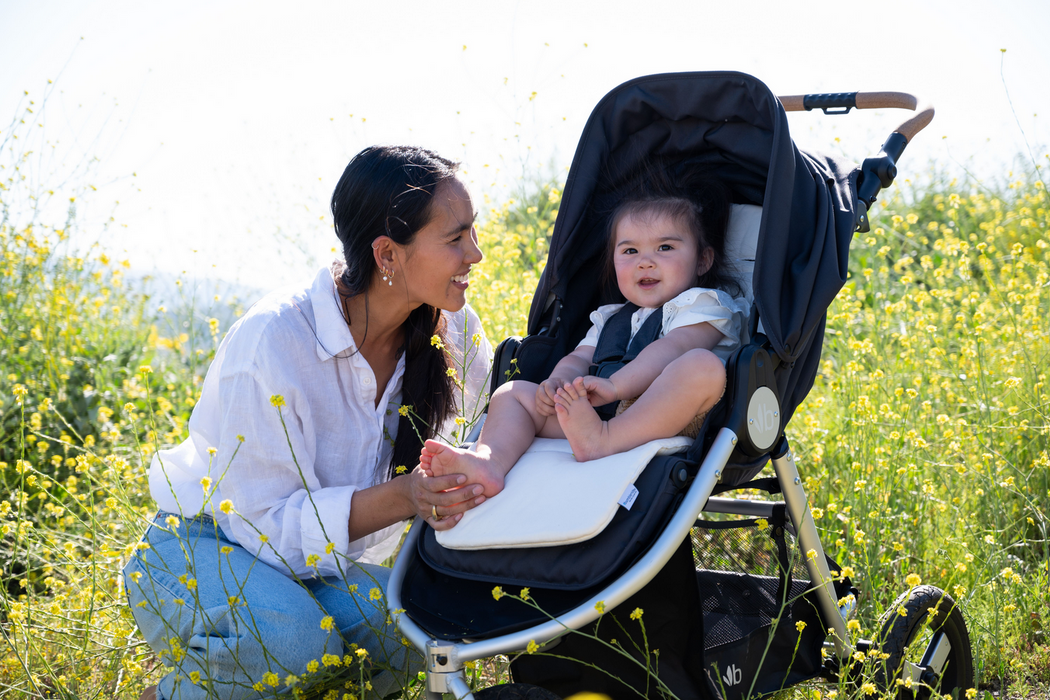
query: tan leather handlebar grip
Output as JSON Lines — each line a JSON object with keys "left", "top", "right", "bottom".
{"left": 779, "top": 91, "right": 935, "bottom": 141}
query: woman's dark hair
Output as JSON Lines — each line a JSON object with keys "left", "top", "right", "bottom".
{"left": 602, "top": 175, "right": 739, "bottom": 298}
{"left": 330, "top": 145, "right": 459, "bottom": 479}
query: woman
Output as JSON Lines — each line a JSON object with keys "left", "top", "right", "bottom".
{"left": 125, "top": 145, "right": 493, "bottom": 700}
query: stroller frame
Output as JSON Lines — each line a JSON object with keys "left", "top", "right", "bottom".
{"left": 388, "top": 79, "right": 962, "bottom": 699}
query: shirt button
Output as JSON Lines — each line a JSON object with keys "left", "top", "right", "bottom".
{"left": 363, "top": 376, "right": 372, "bottom": 386}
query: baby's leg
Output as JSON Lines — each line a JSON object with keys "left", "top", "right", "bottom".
{"left": 554, "top": 349, "right": 725, "bottom": 461}
{"left": 422, "top": 380, "right": 565, "bottom": 498}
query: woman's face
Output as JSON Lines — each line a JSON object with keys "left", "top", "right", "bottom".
{"left": 396, "top": 178, "right": 482, "bottom": 313}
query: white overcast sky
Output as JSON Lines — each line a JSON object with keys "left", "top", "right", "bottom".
{"left": 2, "top": 0, "right": 1048, "bottom": 288}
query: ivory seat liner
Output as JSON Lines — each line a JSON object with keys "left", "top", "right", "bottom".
{"left": 435, "top": 436, "right": 691, "bottom": 550}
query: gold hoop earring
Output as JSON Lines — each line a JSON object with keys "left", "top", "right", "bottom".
{"left": 380, "top": 267, "right": 394, "bottom": 286}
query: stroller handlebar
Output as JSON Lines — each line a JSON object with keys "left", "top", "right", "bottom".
{"left": 779, "top": 91, "right": 935, "bottom": 142}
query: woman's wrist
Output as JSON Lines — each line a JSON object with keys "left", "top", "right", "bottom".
{"left": 394, "top": 472, "right": 419, "bottom": 520}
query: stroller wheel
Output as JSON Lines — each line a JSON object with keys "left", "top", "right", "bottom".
{"left": 472, "top": 683, "right": 561, "bottom": 700}
{"left": 874, "top": 584, "right": 974, "bottom": 699}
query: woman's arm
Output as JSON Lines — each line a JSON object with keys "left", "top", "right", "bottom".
{"left": 347, "top": 469, "right": 485, "bottom": 537}
{"left": 606, "top": 322, "right": 724, "bottom": 402}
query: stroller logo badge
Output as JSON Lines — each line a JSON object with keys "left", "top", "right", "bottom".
{"left": 723, "top": 664, "right": 743, "bottom": 687}
{"left": 746, "top": 386, "right": 780, "bottom": 450}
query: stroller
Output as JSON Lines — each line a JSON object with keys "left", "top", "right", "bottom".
{"left": 387, "top": 72, "right": 973, "bottom": 700}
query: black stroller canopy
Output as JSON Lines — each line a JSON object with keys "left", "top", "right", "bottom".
{"left": 530, "top": 71, "right": 858, "bottom": 421}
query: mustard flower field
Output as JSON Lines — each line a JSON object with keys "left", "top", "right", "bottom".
{"left": 1, "top": 95, "right": 1048, "bottom": 698}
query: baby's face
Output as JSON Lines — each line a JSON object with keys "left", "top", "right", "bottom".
{"left": 612, "top": 212, "right": 710, "bottom": 309}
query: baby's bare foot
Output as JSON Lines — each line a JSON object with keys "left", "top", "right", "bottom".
{"left": 554, "top": 377, "right": 613, "bottom": 462}
{"left": 423, "top": 440, "right": 505, "bottom": 498}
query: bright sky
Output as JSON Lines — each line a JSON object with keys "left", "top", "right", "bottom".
{"left": 2, "top": 0, "right": 1048, "bottom": 289}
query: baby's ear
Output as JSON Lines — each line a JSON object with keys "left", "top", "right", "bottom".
{"left": 697, "top": 247, "right": 715, "bottom": 276}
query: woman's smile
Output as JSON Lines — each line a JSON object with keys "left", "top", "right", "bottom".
{"left": 451, "top": 271, "right": 471, "bottom": 289}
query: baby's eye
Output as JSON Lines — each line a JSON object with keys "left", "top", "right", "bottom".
{"left": 621, "top": 247, "right": 637, "bottom": 255}
{"left": 658, "top": 244, "right": 674, "bottom": 251}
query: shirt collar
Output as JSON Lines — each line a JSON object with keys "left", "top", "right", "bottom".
{"left": 309, "top": 266, "right": 356, "bottom": 361}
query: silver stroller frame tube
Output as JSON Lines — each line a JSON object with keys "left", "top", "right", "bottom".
{"left": 387, "top": 429, "right": 855, "bottom": 699}
{"left": 770, "top": 446, "right": 850, "bottom": 658}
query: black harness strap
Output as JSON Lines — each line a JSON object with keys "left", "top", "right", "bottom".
{"left": 588, "top": 303, "right": 664, "bottom": 419}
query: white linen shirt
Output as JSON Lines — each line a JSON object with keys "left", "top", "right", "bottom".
{"left": 575, "top": 287, "right": 750, "bottom": 363}
{"left": 148, "top": 267, "right": 492, "bottom": 578}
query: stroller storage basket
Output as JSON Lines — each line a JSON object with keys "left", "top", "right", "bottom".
{"left": 692, "top": 507, "right": 831, "bottom": 700}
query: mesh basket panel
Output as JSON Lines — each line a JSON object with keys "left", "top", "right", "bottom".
{"left": 691, "top": 517, "right": 810, "bottom": 650}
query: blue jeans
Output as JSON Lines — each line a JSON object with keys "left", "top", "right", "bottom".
{"left": 124, "top": 513, "right": 421, "bottom": 699}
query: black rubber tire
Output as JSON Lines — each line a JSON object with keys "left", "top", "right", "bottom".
{"left": 875, "top": 584, "right": 975, "bottom": 699}
{"left": 472, "top": 683, "right": 562, "bottom": 700}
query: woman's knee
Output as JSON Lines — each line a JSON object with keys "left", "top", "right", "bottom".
{"left": 228, "top": 599, "right": 336, "bottom": 670}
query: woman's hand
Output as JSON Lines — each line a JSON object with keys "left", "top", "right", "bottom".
{"left": 402, "top": 466, "right": 485, "bottom": 531}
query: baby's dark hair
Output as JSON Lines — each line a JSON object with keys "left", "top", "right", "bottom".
{"left": 603, "top": 178, "right": 739, "bottom": 298}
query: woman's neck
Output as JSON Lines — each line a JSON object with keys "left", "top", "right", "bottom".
{"left": 338, "top": 281, "right": 413, "bottom": 357}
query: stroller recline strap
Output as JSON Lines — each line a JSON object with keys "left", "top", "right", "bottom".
{"left": 589, "top": 303, "right": 664, "bottom": 419}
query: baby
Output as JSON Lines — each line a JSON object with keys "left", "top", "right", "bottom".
{"left": 421, "top": 188, "right": 749, "bottom": 498}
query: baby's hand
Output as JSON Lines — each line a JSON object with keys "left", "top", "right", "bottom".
{"left": 580, "top": 376, "right": 618, "bottom": 407}
{"left": 536, "top": 377, "right": 567, "bottom": 417}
